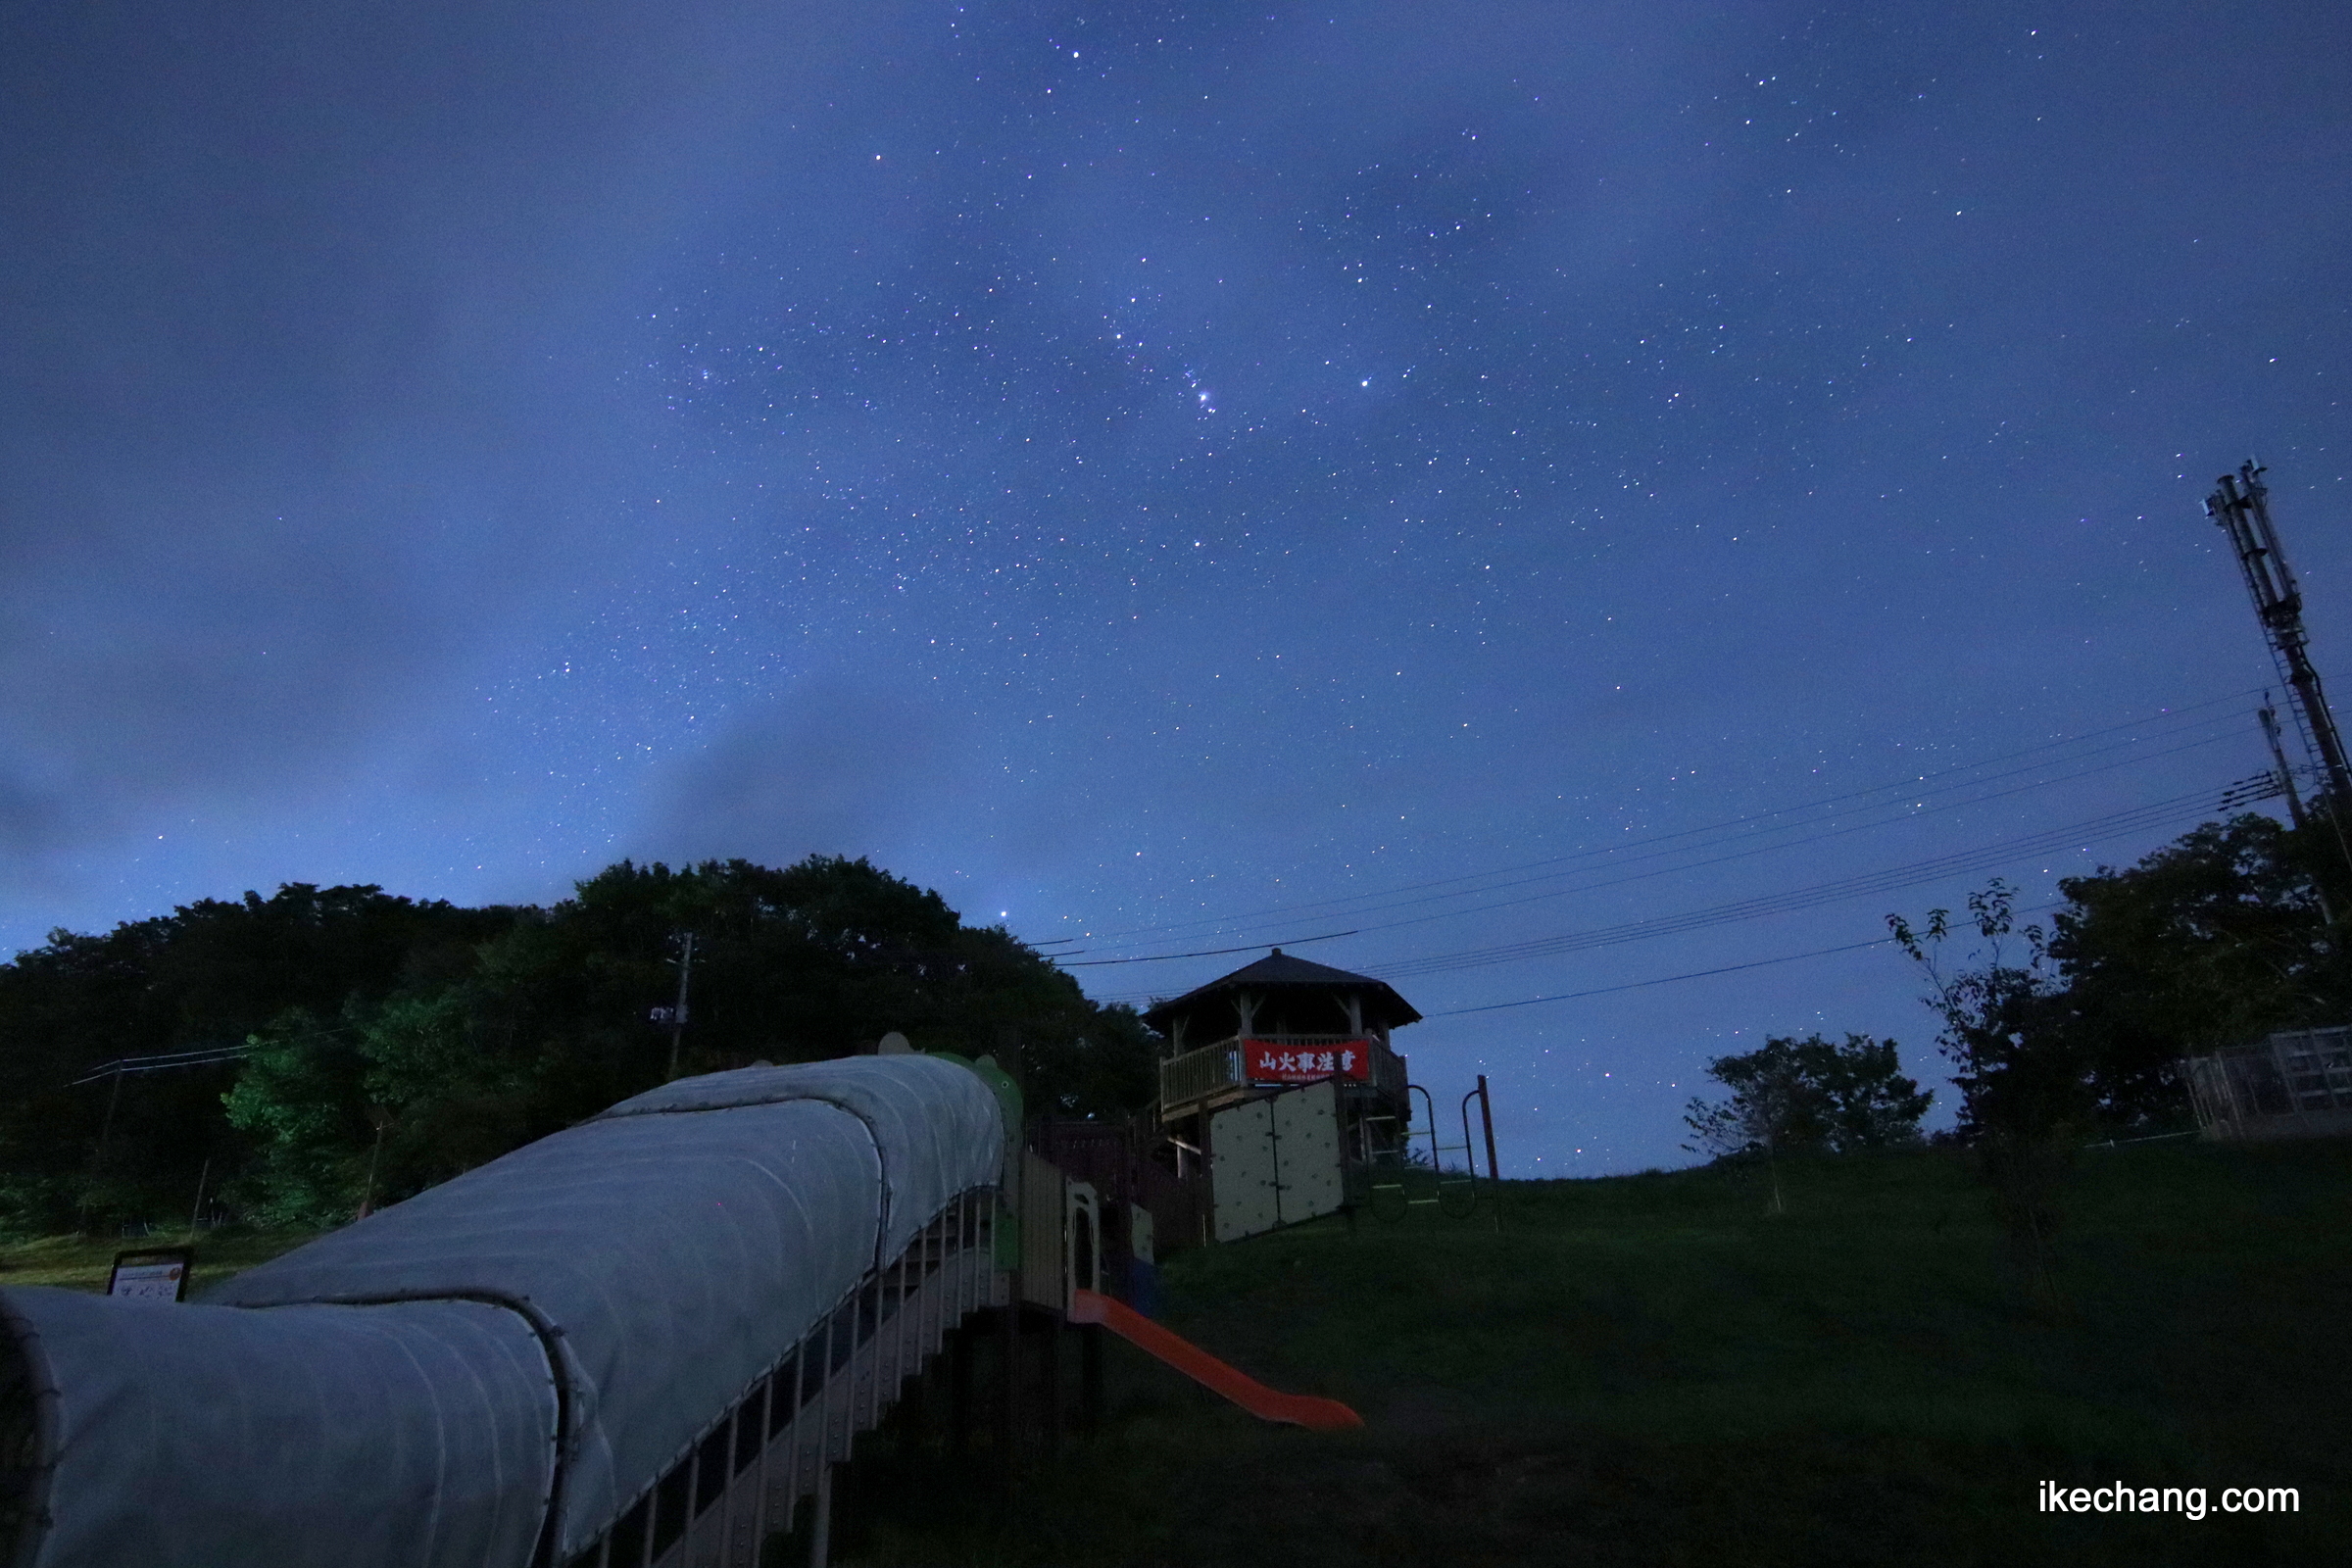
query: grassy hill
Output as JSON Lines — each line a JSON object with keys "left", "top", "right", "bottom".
{"left": 844, "top": 1138, "right": 2352, "bottom": 1566}
{"left": 11, "top": 1138, "right": 2347, "bottom": 1565}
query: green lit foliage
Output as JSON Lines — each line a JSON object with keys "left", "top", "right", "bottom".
{"left": 1, "top": 857, "right": 1153, "bottom": 1233}
{"left": 0, "top": 885, "right": 513, "bottom": 1234}
{"left": 219, "top": 1011, "right": 371, "bottom": 1228}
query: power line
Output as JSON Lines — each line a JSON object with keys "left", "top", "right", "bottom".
{"left": 1365, "top": 779, "right": 2262, "bottom": 983}
{"left": 1082, "top": 719, "right": 2243, "bottom": 960}
{"left": 1046, "top": 684, "right": 2277, "bottom": 956}
{"left": 69, "top": 1044, "right": 253, "bottom": 1087}
{"left": 66, "top": 1023, "right": 364, "bottom": 1088}
{"left": 1255, "top": 733, "right": 2253, "bottom": 955}
{"left": 1425, "top": 937, "right": 1901, "bottom": 1016}
{"left": 1422, "top": 896, "right": 2081, "bottom": 1018}
{"left": 1093, "top": 774, "right": 2271, "bottom": 1004}
{"left": 1075, "top": 765, "right": 2267, "bottom": 976}
{"left": 1058, "top": 927, "right": 1357, "bottom": 966}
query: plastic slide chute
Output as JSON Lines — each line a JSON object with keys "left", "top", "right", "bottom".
{"left": 1068, "top": 1287, "right": 1362, "bottom": 1432}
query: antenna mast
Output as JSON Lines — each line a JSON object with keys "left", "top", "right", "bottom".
{"left": 2206, "top": 461, "right": 2352, "bottom": 804}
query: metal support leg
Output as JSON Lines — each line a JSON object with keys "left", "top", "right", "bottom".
{"left": 808, "top": 1462, "right": 832, "bottom": 1568}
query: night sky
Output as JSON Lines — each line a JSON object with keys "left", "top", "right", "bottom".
{"left": 5, "top": 2, "right": 2348, "bottom": 1173}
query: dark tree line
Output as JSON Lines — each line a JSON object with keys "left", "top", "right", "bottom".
{"left": 1894, "top": 810, "right": 2352, "bottom": 1148}
{"left": 0, "top": 857, "right": 1155, "bottom": 1234}
{"left": 1886, "top": 810, "right": 2352, "bottom": 1293}
{"left": 1684, "top": 1034, "right": 1933, "bottom": 1160}
{"left": 1687, "top": 810, "right": 2347, "bottom": 1186}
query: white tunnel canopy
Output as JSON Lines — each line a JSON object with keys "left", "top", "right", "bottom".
{"left": 2, "top": 1289, "right": 558, "bottom": 1568}
{"left": 2, "top": 1054, "right": 1004, "bottom": 1568}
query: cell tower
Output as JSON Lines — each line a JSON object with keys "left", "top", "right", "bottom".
{"left": 2206, "top": 461, "right": 2352, "bottom": 804}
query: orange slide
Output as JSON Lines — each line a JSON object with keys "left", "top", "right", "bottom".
{"left": 1068, "top": 1288, "right": 1364, "bottom": 1432}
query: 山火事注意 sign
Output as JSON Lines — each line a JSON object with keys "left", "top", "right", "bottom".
{"left": 1242, "top": 1039, "right": 1369, "bottom": 1084}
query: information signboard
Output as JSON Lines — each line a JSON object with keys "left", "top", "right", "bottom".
{"left": 1242, "top": 1039, "right": 1370, "bottom": 1085}
{"left": 107, "top": 1247, "right": 194, "bottom": 1302}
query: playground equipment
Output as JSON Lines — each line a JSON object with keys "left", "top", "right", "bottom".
{"left": 1067, "top": 1289, "right": 1359, "bottom": 1432}
{"left": 1152, "top": 951, "right": 1500, "bottom": 1241}
{"left": 0, "top": 1051, "right": 1358, "bottom": 1568}
{"left": 1365, "top": 1076, "right": 1502, "bottom": 1226}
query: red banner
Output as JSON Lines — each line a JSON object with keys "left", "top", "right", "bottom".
{"left": 1243, "top": 1040, "right": 1371, "bottom": 1084}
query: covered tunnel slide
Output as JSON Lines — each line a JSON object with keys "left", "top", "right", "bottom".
{"left": 0, "top": 1053, "right": 1361, "bottom": 1567}
{"left": 1, "top": 1055, "right": 1012, "bottom": 1568}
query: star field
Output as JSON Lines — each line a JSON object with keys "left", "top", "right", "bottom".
{"left": 2, "top": 2, "right": 2347, "bottom": 1171}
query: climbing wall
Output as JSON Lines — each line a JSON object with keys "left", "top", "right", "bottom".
{"left": 1208, "top": 1078, "right": 1343, "bottom": 1243}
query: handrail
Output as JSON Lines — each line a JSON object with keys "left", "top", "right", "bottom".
{"left": 1158, "top": 1040, "right": 1243, "bottom": 1109}
{"left": 569, "top": 1185, "right": 1004, "bottom": 1568}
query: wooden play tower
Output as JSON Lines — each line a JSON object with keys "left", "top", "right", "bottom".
{"left": 1148, "top": 949, "right": 1417, "bottom": 1179}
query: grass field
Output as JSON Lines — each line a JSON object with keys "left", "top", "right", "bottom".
{"left": 0, "top": 1227, "right": 320, "bottom": 1297}
{"left": 9, "top": 1140, "right": 2347, "bottom": 1565}
{"left": 834, "top": 1138, "right": 2352, "bottom": 1567}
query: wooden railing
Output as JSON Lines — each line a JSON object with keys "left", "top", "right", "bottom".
{"left": 1370, "top": 1037, "right": 1408, "bottom": 1100}
{"left": 1158, "top": 1039, "right": 1244, "bottom": 1110}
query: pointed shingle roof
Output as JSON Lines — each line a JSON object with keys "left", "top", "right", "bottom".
{"left": 1142, "top": 948, "right": 1421, "bottom": 1034}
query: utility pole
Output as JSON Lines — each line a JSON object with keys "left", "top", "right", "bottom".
{"left": 2207, "top": 461, "right": 2352, "bottom": 803}
{"left": 94, "top": 1064, "right": 125, "bottom": 1170}
{"left": 2259, "top": 697, "right": 2309, "bottom": 828}
{"left": 2262, "top": 697, "right": 2341, "bottom": 924}
{"left": 187, "top": 1157, "right": 213, "bottom": 1240}
{"left": 664, "top": 931, "right": 695, "bottom": 1081}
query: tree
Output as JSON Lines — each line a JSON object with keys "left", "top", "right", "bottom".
{"left": 2, "top": 857, "right": 1158, "bottom": 1235}
{"left": 219, "top": 1010, "right": 372, "bottom": 1228}
{"left": 209, "top": 857, "right": 1163, "bottom": 1222}
{"left": 1886, "top": 817, "right": 2352, "bottom": 1148}
{"left": 2050, "top": 812, "right": 2351, "bottom": 1130}
{"left": 1684, "top": 1032, "right": 1933, "bottom": 1210}
{"left": 0, "top": 885, "right": 515, "bottom": 1234}
{"left": 1890, "top": 879, "right": 2082, "bottom": 1295}
{"left": 1888, "top": 880, "right": 2078, "bottom": 1141}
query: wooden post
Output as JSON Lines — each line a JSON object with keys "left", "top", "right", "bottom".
{"left": 95, "top": 1065, "right": 125, "bottom": 1167}
{"left": 664, "top": 931, "right": 694, "bottom": 1081}
{"left": 186, "top": 1157, "right": 212, "bottom": 1239}
{"left": 1477, "top": 1074, "right": 1501, "bottom": 1231}
{"left": 999, "top": 1303, "right": 1020, "bottom": 1488}
{"left": 1081, "top": 1323, "right": 1103, "bottom": 1436}
{"left": 949, "top": 1323, "right": 972, "bottom": 1459}
{"left": 1043, "top": 1313, "right": 1063, "bottom": 1456}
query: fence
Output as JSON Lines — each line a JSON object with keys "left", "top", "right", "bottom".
{"left": 2182, "top": 1026, "right": 2352, "bottom": 1142}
